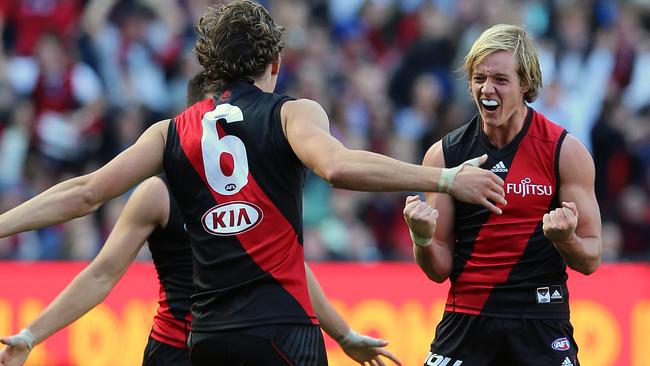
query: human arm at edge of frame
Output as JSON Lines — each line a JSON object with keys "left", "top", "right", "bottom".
{"left": 23, "top": 177, "right": 169, "bottom": 346}
{"left": 0, "top": 120, "right": 169, "bottom": 238}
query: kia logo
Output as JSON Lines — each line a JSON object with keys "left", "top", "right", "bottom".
{"left": 201, "top": 201, "right": 263, "bottom": 236}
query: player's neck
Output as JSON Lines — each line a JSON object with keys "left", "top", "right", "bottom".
{"left": 482, "top": 103, "right": 529, "bottom": 148}
{"left": 253, "top": 66, "right": 277, "bottom": 93}
{"left": 253, "top": 78, "right": 275, "bottom": 93}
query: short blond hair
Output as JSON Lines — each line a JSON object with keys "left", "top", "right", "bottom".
{"left": 463, "top": 24, "right": 542, "bottom": 103}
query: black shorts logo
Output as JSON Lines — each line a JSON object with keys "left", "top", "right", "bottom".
{"left": 424, "top": 352, "right": 463, "bottom": 366}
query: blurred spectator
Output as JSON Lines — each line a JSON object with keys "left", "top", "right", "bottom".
{"left": 537, "top": 5, "right": 614, "bottom": 151}
{"left": 17, "top": 33, "right": 103, "bottom": 164}
{"left": 0, "top": 0, "right": 84, "bottom": 56}
{"left": 392, "top": 73, "right": 443, "bottom": 163}
{"left": 81, "top": 0, "right": 184, "bottom": 116}
{"left": 0, "top": 99, "right": 33, "bottom": 188}
{"left": 617, "top": 186, "right": 650, "bottom": 260}
{"left": 601, "top": 220, "right": 623, "bottom": 262}
{"left": 591, "top": 99, "right": 639, "bottom": 207}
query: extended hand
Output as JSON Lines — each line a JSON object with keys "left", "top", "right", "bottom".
{"left": 403, "top": 195, "right": 438, "bottom": 245}
{"left": 0, "top": 337, "right": 30, "bottom": 366}
{"left": 543, "top": 202, "right": 578, "bottom": 243}
{"left": 449, "top": 154, "right": 506, "bottom": 215}
{"left": 338, "top": 330, "right": 401, "bottom": 366}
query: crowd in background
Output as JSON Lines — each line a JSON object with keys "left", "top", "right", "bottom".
{"left": 0, "top": 0, "right": 648, "bottom": 262}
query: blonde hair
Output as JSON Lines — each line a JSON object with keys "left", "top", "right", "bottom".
{"left": 463, "top": 24, "right": 542, "bottom": 103}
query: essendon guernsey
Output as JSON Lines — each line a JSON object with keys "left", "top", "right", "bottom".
{"left": 148, "top": 176, "right": 192, "bottom": 349}
{"left": 442, "top": 107, "right": 569, "bottom": 319}
{"left": 163, "top": 80, "right": 317, "bottom": 332}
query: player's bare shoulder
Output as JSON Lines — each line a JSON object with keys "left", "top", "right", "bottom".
{"left": 282, "top": 98, "right": 325, "bottom": 114}
{"left": 127, "top": 176, "right": 170, "bottom": 228}
{"left": 558, "top": 134, "right": 595, "bottom": 185}
{"left": 151, "top": 119, "right": 171, "bottom": 144}
{"left": 423, "top": 141, "right": 445, "bottom": 168}
{"left": 280, "top": 99, "right": 329, "bottom": 137}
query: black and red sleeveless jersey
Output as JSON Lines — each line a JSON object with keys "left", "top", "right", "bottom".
{"left": 148, "top": 176, "right": 192, "bottom": 349}
{"left": 442, "top": 107, "right": 569, "bottom": 319}
{"left": 163, "top": 80, "right": 317, "bottom": 332}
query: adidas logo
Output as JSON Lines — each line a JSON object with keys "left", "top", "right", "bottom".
{"left": 551, "top": 290, "right": 562, "bottom": 300}
{"left": 561, "top": 357, "right": 573, "bottom": 366}
{"left": 490, "top": 161, "right": 508, "bottom": 173}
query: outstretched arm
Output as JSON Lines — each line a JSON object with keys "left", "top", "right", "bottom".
{"left": 305, "top": 264, "right": 401, "bottom": 366}
{"left": 543, "top": 135, "right": 602, "bottom": 275}
{"left": 0, "top": 178, "right": 169, "bottom": 365}
{"left": 0, "top": 120, "right": 168, "bottom": 239}
{"left": 282, "top": 99, "right": 505, "bottom": 214}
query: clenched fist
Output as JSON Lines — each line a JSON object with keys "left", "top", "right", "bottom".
{"left": 543, "top": 202, "right": 578, "bottom": 243}
{"left": 403, "top": 195, "right": 439, "bottom": 246}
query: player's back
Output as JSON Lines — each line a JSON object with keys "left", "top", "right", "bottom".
{"left": 163, "top": 80, "right": 317, "bottom": 332}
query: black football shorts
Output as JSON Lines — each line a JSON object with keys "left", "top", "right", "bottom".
{"left": 189, "top": 323, "right": 327, "bottom": 366}
{"left": 142, "top": 335, "right": 191, "bottom": 366}
{"left": 423, "top": 312, "right": 580, "bottom": 366}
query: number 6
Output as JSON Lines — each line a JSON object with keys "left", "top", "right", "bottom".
{"left": 201, "top": 103, "right": 249, "bottom": 195}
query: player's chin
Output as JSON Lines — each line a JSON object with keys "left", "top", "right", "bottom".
{"left": 481, "top": 112, "right": 502, "bottom": 126}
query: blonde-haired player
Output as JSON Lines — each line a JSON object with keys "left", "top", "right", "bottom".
{"left": 404, "top": 24, "right": 601, "bottom": 365}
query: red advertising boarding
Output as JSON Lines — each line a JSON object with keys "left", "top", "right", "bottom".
{"left": 0, "top": 262, "right": 647, "bottom": 366}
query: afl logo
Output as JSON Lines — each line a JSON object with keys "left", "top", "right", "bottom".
{"left": 225, "top": 183, "right": 237, "bottom": 192}
{"left": 551, "top": 337, "right": 571, "bottom": 351}
{"left": 201, "top": 201, "right": 263, "bottom": 236}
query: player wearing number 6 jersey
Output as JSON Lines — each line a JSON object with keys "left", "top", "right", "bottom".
{"left": 0, "top": 1, "right": 505, "bottom": 365}
{"left": 0, "top": 74, "right": 400, "bottom": 366}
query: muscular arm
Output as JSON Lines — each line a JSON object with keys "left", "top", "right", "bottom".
{"left": 282, "top": 99, "right": 505, "bottom": 213}
{"left": 283, "top": 99, "right": 442, "bottom": 191}
{"left": 16, "top": 177, "right": 168, "bottom": 346}
{"left": 410, "top": 142, "right": 455, "bottom": 283}
{"left": 546, "top": 135, "right": 602, "bottom": 275}
{"left": 0, "top": 120, "right": 168, "bottom": 238}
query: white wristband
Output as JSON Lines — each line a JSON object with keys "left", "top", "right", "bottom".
{"left": 9, "top": 328, "right": 36, "bottom": 351}
{"left": 410, "top": 229, "right": 432, "bottom": 247}
{"left": 438, "top": 155, "right": 485, "bottom": 194}
{"left": 438, "top": 166, "right": 460, "bottom": 194}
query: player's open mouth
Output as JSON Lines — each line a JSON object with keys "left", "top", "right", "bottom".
{"left": 481, "top": 99, "right": 499, "bottom": 112}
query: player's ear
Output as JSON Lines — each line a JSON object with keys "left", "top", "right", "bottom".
{"left": 271, "top": 56, "right": 281, "bottom": 76}
{"left": 520, "top": 80, "right": 530, "bottom": 101}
